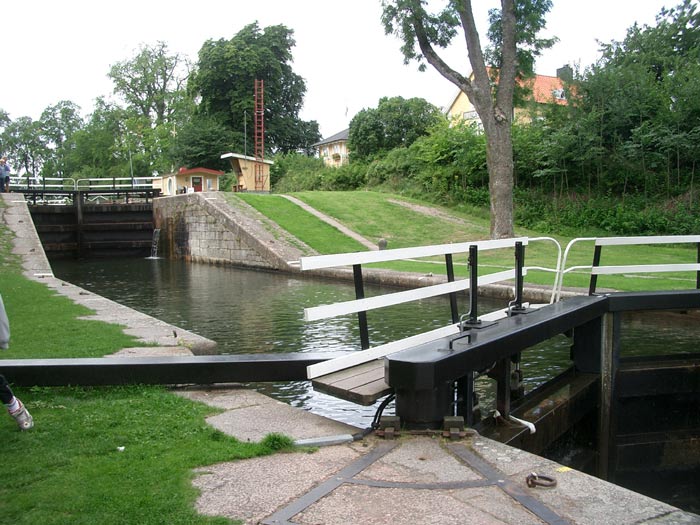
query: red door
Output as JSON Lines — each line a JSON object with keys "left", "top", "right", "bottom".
{"left": 192, "top": 177, "right": 203, "bottom": 192}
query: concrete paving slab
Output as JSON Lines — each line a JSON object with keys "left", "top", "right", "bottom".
{"left": 108, "top": 346, "right": 194, "bottom": 357}
{"left": 193, "top": 444, "right": 365, "bottom": 525}
{"left": 296, "top": 484, "right": 545, "bottom": 525}
{"left": 176, "top": 387, "right": 361, "bottom": 443}
{"left": 470, "top": 436, "right": 690, "bottom": 525}
{"left": 357, "top": 436, "right": 482, "bottom": 483}
{"left": 188, "top": 422, "right": 700, "bottom": 525}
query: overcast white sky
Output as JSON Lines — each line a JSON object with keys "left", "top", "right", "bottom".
{"left": 1, "top": 0, "right": 671, "bottom": 138}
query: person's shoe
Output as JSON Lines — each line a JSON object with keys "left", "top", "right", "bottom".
{"left": 9, "top": 400, "right": 33, "bottom": 431}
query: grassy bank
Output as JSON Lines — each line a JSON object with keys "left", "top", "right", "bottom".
{"left": 237, "top": 190, "right": 700, "bottom": 293}
{"left": 0, "top": 217, "right": 292, "bottom": 525}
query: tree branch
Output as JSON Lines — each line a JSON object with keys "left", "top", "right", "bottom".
{"left": 454, "top": 1, "right": 495, "bottom": 120}
{"left": 496, "top": 0, "right": 517, "bottom": 113}
{"left": 410, "top": 9, "right": 474, "bottom": 100}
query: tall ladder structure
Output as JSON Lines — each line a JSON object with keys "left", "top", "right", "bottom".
{"left": 253, "top": 79, "right": 266, "bottom": 191}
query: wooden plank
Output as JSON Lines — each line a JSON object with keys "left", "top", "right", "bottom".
{"left": 313, "top": 360, "right": 383, "bottom": 388}
{"left": 312, "top": 360, "right": 391, "bottom": 405}
{"left": 327, "top": 364, "right": 385, "bottom": 391}
{"left": 313, "top": 378, "right": 391, "bottom": 405}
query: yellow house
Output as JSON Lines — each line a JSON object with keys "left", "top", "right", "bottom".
{"left": 313, "top": 129, "right": 349, "bottom": 167}
{"left": 153, "top": 167, "right": 225, "bottom": 196}
{"left": 220, "top": 152, "right": 273, "bottom": 192}
{"left": 446, "top": 66, "right": 571, "bottom": 127}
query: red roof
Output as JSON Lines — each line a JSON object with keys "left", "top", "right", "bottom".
{"left": 175, "top": 167, "right": 225, "bottom": 176}
{"left": 483, "top": 67, "right": 568, "bottom": 105}
{"left": 526, "top": 74, "right": 567, "bottom": 105}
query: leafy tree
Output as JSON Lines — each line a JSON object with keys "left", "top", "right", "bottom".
{"left": 349, "top": 96, "right": 443, "bottom": 159}
{"left": 171, "top": 114, "right": 236, "bottom": 171}
{"left": 109, "top": 42, "right": 193, "bottom": 176}
{"left": 188, "top": 22, "right": 321, "bottom": 154}
{"left": 109, "top": 42, "right": 190, "bottom": 126}
{"left": 2, "top": 116, "right": 47, "bottom": 178}
{"left": 562, "top": 0, "right": 700, "bottom": 197}
{"left": 64, "top": 99, "right": 126, "bottom": 179}
{"left": 0, "top": 109, "right": 10, "bottom": 138}
{"left": 382, "top": 0, "right": 555, "bottom": 238}
{"left": 39, "top": 100, "right": 84, "bottom": 179}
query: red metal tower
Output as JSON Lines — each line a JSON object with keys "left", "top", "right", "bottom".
{"left": 253, "top": 79, "right": 266, "bottom": 191}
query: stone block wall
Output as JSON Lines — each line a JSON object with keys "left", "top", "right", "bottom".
{"left": 152, "top": 192, "right": 308, "bottom": 271}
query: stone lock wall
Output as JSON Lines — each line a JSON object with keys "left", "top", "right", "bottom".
{"left": 152, "top": 192, "right": 308, "bottom": 271}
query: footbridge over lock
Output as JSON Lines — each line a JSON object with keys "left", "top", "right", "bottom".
{"left": 11, "top": 176, "right": 160, "bottom": 258}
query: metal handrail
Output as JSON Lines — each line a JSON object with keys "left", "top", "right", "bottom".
{"left": 524, "top": 236, "right": 562, "bottom": 304}
{"left": 555, "top": 235, "right": 700, "bottom": 300}
{"left": 75, "top": 177, "right": 158, "bottom": 190}
{"left": 9, "top": 176, "right": 77, "bottom": 191}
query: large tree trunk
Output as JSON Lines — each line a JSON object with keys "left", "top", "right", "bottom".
{"left": 486, "top": 122, "right": 515, "bottom": 239}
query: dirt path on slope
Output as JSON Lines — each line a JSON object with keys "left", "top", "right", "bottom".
{"left": 387, "top": 199, "right": 488, "bottom": 234}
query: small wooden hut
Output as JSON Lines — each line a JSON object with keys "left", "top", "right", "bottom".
{"left": 220, "top": 153, "right": 273, "bottom": 192}
{"left": 153, "top": 167, "right": 225, "bottom": 196}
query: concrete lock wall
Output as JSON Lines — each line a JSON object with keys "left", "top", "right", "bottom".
{"left": 152, "top": 192, "right": 307, "bottom": 271}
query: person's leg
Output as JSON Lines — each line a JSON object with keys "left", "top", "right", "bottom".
{"left": 0, "top": 374, "right": 14, "bottom": 404}
{"left": 1, "top": 374, "right": 33, "bottom": 430}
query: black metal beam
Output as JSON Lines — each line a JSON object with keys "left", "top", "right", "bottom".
{"left": 445, "top": 253, "right": 459, "bottom": 324}
{"left": 606, "top": 289, "right": 700, "bottom": 312}
{"left": 353, "top": 264, "right": 370, "bottom": 350}
{"left": 386, "top": 295, "right": 609, "bottom": 391}
{"left": 1, "top": 353, "right": 350, "bottom": 387}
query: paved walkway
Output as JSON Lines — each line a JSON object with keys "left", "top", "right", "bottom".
{"left": 281, "top": 194, "right": 378, "bottom": 251}
{"left": 180, "top": 388, "right": 699, "bottom": 525}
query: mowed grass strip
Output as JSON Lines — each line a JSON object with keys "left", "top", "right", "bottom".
{"left": 235, "top": 193, "right": 368, "bottom": 254}
{"left": 0, "top": 273, "right": 142, "bottom": 359}
{"left": 292, "top": 190, "right": 489, "bottom": 247}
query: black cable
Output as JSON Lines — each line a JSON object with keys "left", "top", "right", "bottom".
{"left": 370, "top": 393, "right": 396, "bottom": 430}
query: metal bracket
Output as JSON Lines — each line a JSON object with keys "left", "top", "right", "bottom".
{"left": 376, "top": 415, "right": 401, "bottom": 439}
{"left": 442, "top": 416, "right": 467, "bottom": 440}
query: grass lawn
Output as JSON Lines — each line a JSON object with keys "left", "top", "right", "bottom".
{"left": 0, "top": 216, "right": 294, "bottom": 525}
{"left": 232, "top": 193, "right": 367, "bottom": 254}
{"left": 241, "top": 190, "right": 700, "bottom": 293}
